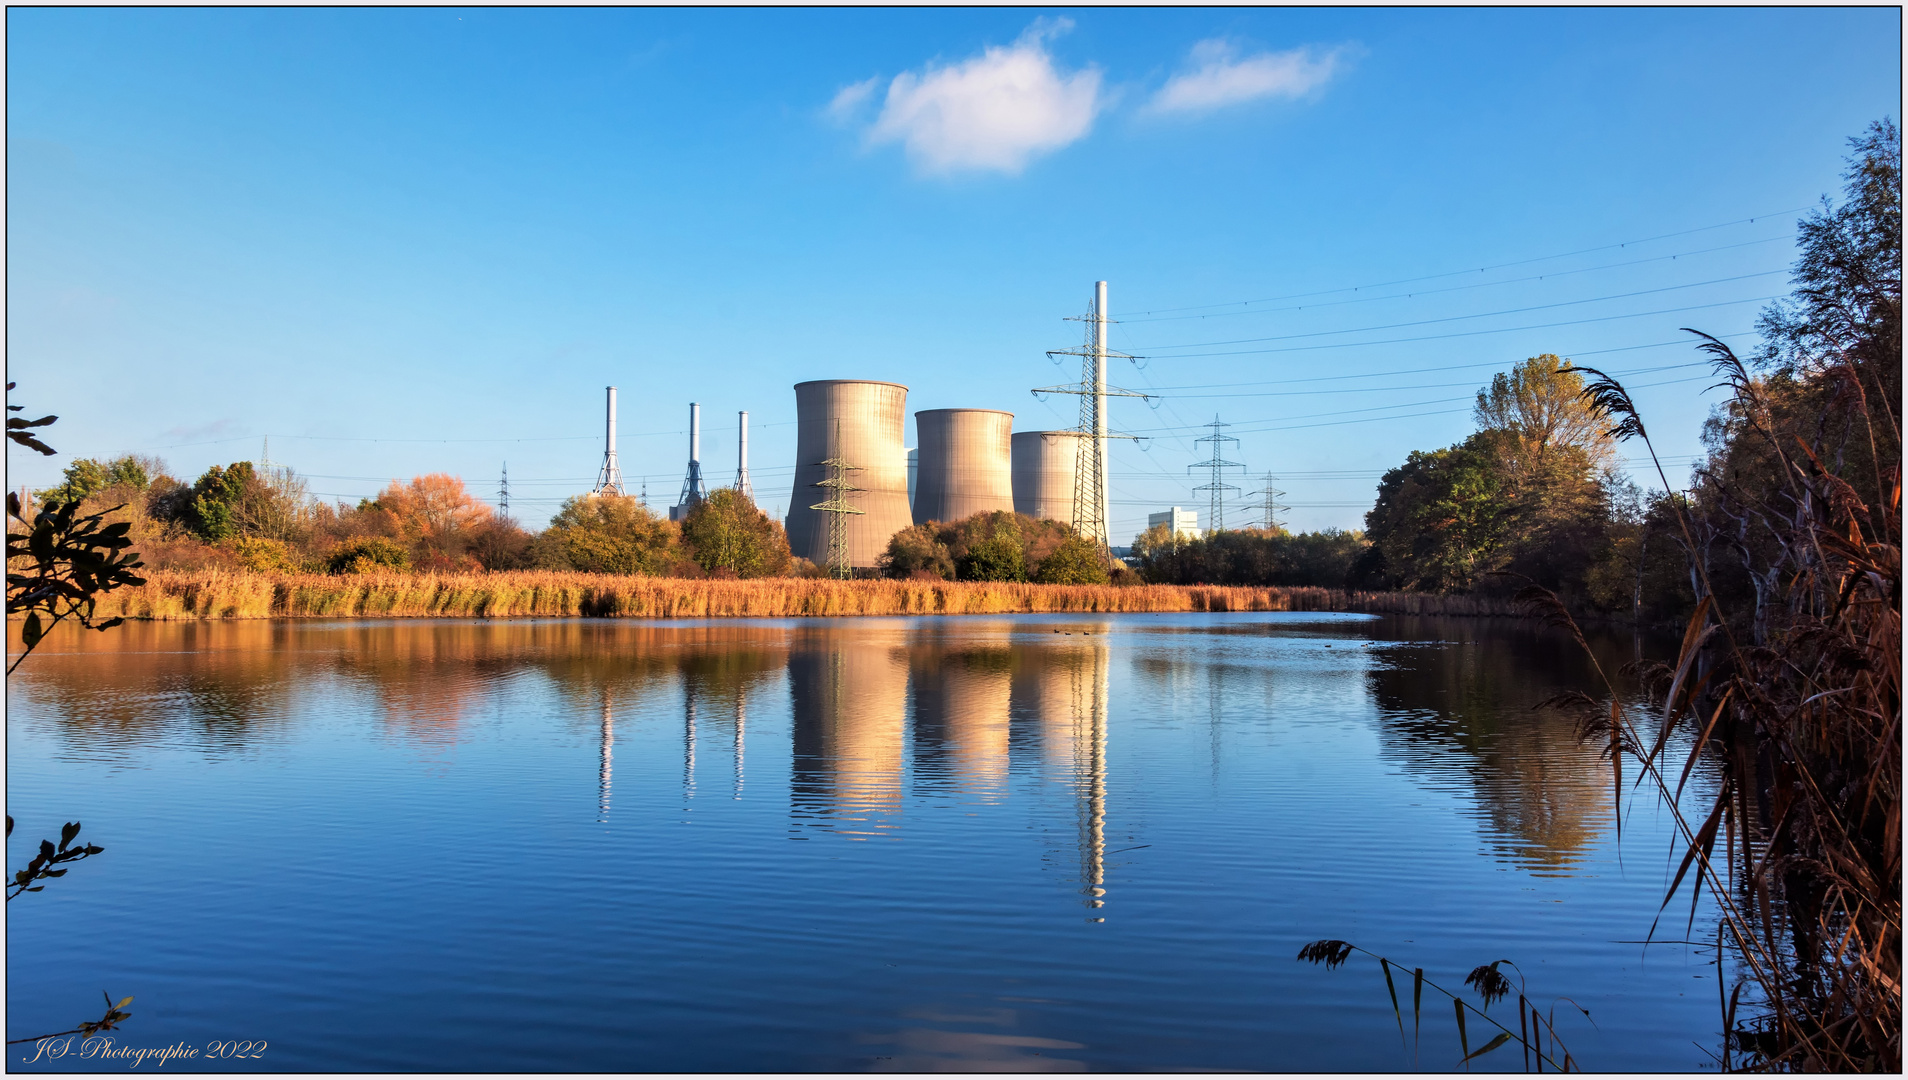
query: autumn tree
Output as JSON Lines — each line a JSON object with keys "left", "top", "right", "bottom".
{"left": 1473, "top": 354, "right": 1615, "bottom": 478}
{"left": 534, "top": 494, "right": 679, "bottom": 576}
{"left": 371, "top": 474, "right": 492, "bottom": 569}
{"left": 679, "top": 489, "right": 791, "bottom": 578}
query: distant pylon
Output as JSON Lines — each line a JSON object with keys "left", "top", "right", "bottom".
{"left": 1190, "top": 415, "right": 1245, "bottom": 534}
{"left": 735, "top": 410, "right": 754, "bottom": 503}
{"left": 498, "top": 462, "right": 510, "bottom": 517}
{"left": 1033, "top": 281, "right": 1150, "bottom": 560}
{"left": 593, "top": 387, "right": 626, "bottom": 496}
{"left": 809, "top": 421, "right": 865, "bottom": 580}
{"left": 1247, "top": 472, "right": 1288, "bottom": 532}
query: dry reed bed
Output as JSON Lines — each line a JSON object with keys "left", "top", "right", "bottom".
{"left": 73, "top": 570, "right": 1420, "bottom": 621}
{"left": 54, "top": 570, "right": 1531, "bottom": 622}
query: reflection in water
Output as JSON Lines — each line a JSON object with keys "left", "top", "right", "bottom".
{"left": 5, "top": 614, "right": 1712, "bottom": 1071}
{"left": 910, "top": 644, "right": 1013, "bottom": 798}
{"left": 1364, "top": 617, "right": 1631, "bottom": 874}
{"left": 789, "top": 628, "right": 910, "bottom": 829}
{"left": 1008, "top": 638, "right": 1110, "bottom": 913}
{"left": 598, "top": 692, "right": 614, "bottom": 823}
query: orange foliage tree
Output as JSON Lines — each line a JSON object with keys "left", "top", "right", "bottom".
{"left": 371, "top": 474, "right": 493, "bottom": 570}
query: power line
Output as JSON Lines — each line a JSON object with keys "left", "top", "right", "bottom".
{"left": 1134, "top": 271, "right": 1786, "bottom": 353}
{"left": 1122, "top": 234, "right": 1794, "bottom": 324}
{"left": 1121, "top": 205, "right": 1810, "bottom": 317}
{"left": 1141, "top": 295, "right": 1782, "bottom": 360}
{"left": 1134, "top": 332, "right": 1754, "bottom": 391}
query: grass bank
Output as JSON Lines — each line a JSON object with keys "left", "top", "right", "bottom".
{"left": 44, "top": 569, "right": 1533, "bottom": 621}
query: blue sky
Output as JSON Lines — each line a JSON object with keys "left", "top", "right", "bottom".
{"left": 6, "top": 6, "right": 1899, "bottom": 539}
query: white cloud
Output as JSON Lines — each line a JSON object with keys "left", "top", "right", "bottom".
{"left": 826, "top": 77, "right": 879, "bottom": 124}
{"left": 1147, "top": 39, "right": 1344, "bottom": 116}
{"left": 860, "top": 21, "right": 1103, "bottom": 175}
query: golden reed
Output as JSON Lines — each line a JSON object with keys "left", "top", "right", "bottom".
{"left": 58, "top": 569, "right": 1524, "bottom": 621}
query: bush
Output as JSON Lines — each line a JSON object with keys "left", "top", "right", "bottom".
{"left": 325, "top": 537, "right": 412, "bottom": 574}
{"left": 880, "top": 523, "right": 956, "bottom": 579}
{"left": 232, "top": 536, "right": 302, "bottom": 573}
{"left": 954, "top": 513, "right": 1025, "bottom": 582}
{"left": 1031, "top": 533, "right": 1109, "bottom": 584}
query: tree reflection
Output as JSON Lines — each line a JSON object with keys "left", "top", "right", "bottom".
{"left": 1364, "top": 616, "right": 1634, "bottom": 873}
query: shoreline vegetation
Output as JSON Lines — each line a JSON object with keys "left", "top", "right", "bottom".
{"left": 26, "top": 569, "right": 1529, "bottom": 622}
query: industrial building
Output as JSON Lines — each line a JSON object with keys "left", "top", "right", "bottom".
{"left": 1148, "top": 507, "right": 1201, "bottom": 541}
{"left": 783, "top": 379, "right": 914, "bottom": 569}
{"left": 911, "top": 408, "right": 1014, "bottom": 525}
{"left": 1010, "top": 430, "right": 1085, "bottom": 525}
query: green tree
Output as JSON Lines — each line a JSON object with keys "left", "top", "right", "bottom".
{"left": 679, "top": 489, "right": 792, "bottom": 578}
{"left": 1363, "top": 437, "right": 1505, "bottom": 592}
{"left": 1030, "top": 532, "right": 1109, "bottom": 585}
{"left": 184, "top": 462, "right": 256, "bottom": 543}
{"left": 42, "top": 455, "right": 152, "bottom": 506}
{"left": 953, "top": 511, "right": 1025, "bottom": 582}
{"left": 536, "top": 494, "right": 679, "bottom": 575}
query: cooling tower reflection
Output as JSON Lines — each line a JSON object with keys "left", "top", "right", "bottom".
{"left": 909, "top": 642, "right": 1014, "bottom": 798}
{"left": 788, "top": 626, "right": 910, "bottom": 830}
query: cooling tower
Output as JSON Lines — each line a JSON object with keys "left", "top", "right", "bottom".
{"left": 785, "top": 380, "right": 913, "bottom": 569}
{"left": 912, "top": 409, "right": 1014, "bottom": 525}
{"left": 1012, "top": 430, "right": 1086, "bottom": 525}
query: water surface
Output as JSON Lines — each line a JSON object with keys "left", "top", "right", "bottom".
{"left": 6, "top": 613, "right": 1721, "bottom": 1071}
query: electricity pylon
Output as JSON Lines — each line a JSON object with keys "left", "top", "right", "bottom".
{"left": 1190, "top": 416, "right": 1245, "bottom": 534}
{"left": 809, "top": 423, "right": 864, "bottom": 580}
{"left": 1247, "top": 473, "right": 1288, "bottom": 533}
{"left": 1033, "top": 281, "right": 1150, "bottom": 561}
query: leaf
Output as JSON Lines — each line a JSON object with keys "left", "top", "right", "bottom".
{"left": 1454, "top": 999, "right": 1469, "bottom": 1064}
{"left": 1379, "top": 958, "right": 1405, "bottom": 1046}
{"left": 1461, "top": 1032, "right": 1513, "bottom": 1063}
{"left": 60, "top": 822, "right": 79, "bottom": 848}
{"left": 1413, "top": 967, "right": 1423, "bottom": 1043}
{"left": 21, "top": 611, "right": 43, "bottom": 649}
{"left": 115, "top": 997, "right": 133, "bottom": 1010}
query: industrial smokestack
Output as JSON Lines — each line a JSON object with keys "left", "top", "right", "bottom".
{"left": 736, "top": 410, "right": 753, "bottom": 501}
{"left": 672, "top": 402, "right": 707, "bottom": 521}
{"left": 593, "top": 386, "right": 625, "bottom": 496}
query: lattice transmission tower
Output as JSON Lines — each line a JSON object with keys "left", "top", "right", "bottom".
{"left": 1246, "top": 473, "right": 1289, "bottom": 533}
{"left": 1190, "top": 416, "right": 1245, "bottom": 534}
{"left": 1033, "top": 281, "right": 1150, "bottom": 560}
{"left": 809, "top": 423, "right": 864, "bottom": 580}
{"left": 498, "top": 462, "right": 510, "bottom": 517}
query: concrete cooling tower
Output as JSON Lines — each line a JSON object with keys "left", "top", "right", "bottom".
{"left": 912, "top": 409, "right": 1014, "bottom": 525}
{"left": 1011, "top": 430, "right": 1085, "bottom": 525}
{"left": 785, "top": 380, "right": 913, "bottom": 569}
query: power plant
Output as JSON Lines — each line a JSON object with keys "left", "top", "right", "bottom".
{"left": 1011, "top": 430, "right": 1084, "bottom": 525}
{"left": 735, "top": 410, "right": 753, "bottom": 503}
{"left": 670, "top": 402, "right": 707, "bottom": 522}
{"left": 911, "top": 408, "right": 1014, "bottom": 524}
{"left": 592, "top": 386, "right": 625, "bottom": 496}
{"left": 579, "top": 280, "right": 1156, "bottom": 568}
{"left": 783, "top": 380, "right": 913, "bottom": 569}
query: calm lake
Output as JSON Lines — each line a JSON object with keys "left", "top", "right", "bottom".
{"left": 6, "top": 613, "right": 1722, "bottom": 1071}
